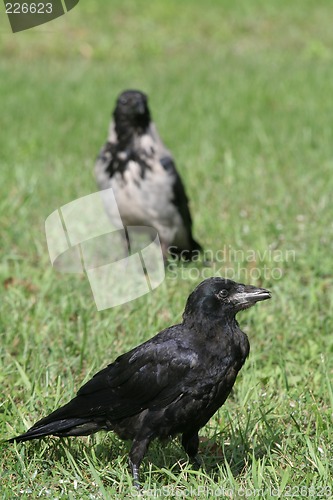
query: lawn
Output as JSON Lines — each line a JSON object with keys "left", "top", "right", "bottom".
{"left": 1, "top": 0, "right": 333, "bottom": 497}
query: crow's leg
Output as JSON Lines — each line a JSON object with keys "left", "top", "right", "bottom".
{"left": 182, "top": 431, "right": 201, "bottom": 467}
{"left": 128, "top": 436, "right": 151, "bottom": 489}
{"left": 124, "top": 227, "right": 132, "bottom": 254}
{"left": 160, "top": 240, "right": 170, "bottom": 264}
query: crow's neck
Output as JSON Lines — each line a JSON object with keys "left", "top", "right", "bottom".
{"left": 184, "top": 313, "right": 250, "bottom": 359}
{"left": 184, "top": 310, "right": 238, "bottom": 330}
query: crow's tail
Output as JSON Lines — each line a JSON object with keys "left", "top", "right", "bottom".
{"left": 8, "top": 418, "right": 102, "bottom": 443}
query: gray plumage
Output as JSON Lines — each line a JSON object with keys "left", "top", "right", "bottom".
{"left": 94, "top": 89, "right": 202, "bottom": 259}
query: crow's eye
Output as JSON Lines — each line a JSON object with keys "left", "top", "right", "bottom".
{"left": 218, "top": 289, "right": 229, "bottom": 299}
{"left": 119, "top": 97, "right": 128, "bottom": 105}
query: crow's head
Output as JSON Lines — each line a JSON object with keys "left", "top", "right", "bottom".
{"left": 113, "top": 90, "right": 151, "bottom": 131}
{"left": 183, "top": 277, "right": 271, "bottom": 321}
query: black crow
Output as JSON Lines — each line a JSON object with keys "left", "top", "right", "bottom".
{"left": 8, "top": 278, "right": 271, "bottom": 486}
{"left": 94, "top": 89, "right": 202, "bottom": 260}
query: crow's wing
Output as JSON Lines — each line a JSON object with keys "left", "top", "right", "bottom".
{"left": 159, "top": 155, "right": 202, "bottom": 253}
{"left": 160, "top": 156, "right": 192, "bottom": 227}
{"left": 76, "top": 329, "right": 198, "bottom": 420}
{"left": 25, "top": 326, "right": 199, "bottom": 432}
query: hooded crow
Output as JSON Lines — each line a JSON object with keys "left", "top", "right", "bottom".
{"left": 94, "top": 89, "right": 202, "bottom": 260}
{"left": 8, "top": 278, "right": 271, "bottom": 486}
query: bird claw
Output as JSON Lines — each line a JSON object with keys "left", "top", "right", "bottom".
{"left": 191, "top": 454, "right": 202, "bottom": 469}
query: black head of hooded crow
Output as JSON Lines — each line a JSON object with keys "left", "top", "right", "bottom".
{"left": 113, "top": 90, "right": 151, "bottom": 142}
{"left": 95, "top": 89, "right": 202, "bottom": 260}
{"left": 8, "top": 278, "right": 270, "bottom": 488}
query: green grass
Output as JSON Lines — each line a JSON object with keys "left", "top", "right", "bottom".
{"left": 1, "top": 0, "right": 333, "bottom": 497}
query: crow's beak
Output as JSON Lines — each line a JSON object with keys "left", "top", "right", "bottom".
{"left": 233, "top": 285, "right": 271, "bottom": 311}
{"left": 136, "top": 101, "right": 146, "bottom": 114}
